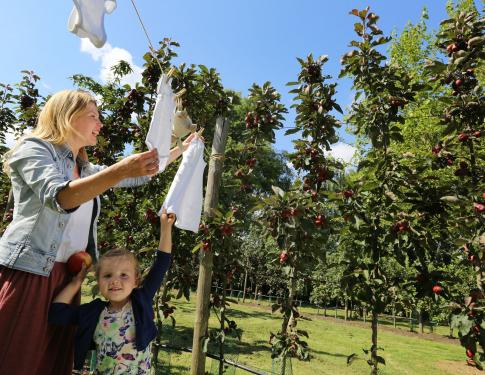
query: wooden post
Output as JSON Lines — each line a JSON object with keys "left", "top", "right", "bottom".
{"left": 419, "top": 310, "right": 424, "bottom": 334}
{"left": 344, "top": 299, "right": 348, "bottom": 321}
{"left": 191, "top": 117, "right": 230, "bottom": 375}
{"left": 242, "top": 270, "right": 248, "bottom": 303}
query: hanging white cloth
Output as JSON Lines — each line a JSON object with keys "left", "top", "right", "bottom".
{"left": 68, "top": 0, "right": 117, "bottom": 48}
{"left": 160, "top": 138, "right": 206, "bottom": 232}
{"left": 145, "top": 72, "right": 176, "bottom": 173}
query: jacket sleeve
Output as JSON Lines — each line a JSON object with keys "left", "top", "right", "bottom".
{"left": 48, "top": 303, "right": 81, "bottom": 326}
{"left": 86, "top": 163, "right": 151, "bottom": 188}
{"left": 9, "top": 138, "right": 76, "bottom": 214}
{"left": 139, "top": 251, "right": 172, "bottom": 299}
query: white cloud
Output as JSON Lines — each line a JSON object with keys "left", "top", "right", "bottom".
{"left": 80, "top": 39, "right": 143, "bottom": 87}
{"left": 326, "top": 142, "right": 357, "bottom": 164}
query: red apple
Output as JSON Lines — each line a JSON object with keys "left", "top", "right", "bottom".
{"left": 246, "top": 158, "right": 257, "bottom": 168}
{"left": 202, "top": 241, "right": 211, "bottom": 252}
{"left": 343, "top": 190, "right": 354, "bottom": 199}
{"left": 279, "top": 251, "right": 289, "bottom": 264}
{"left": 281, "top": 209, "right": 292, "bottom": 219}
{"left": 458, "top": 133, "right": 469, "bottom": 142}
{"left": 221, "top": 223, "right": 233, "bottom": 237}
{"left": 67, "top": 251, "right": 93, "bottom": 274}
{"left": 473, "top": 131, "right": 481, "bottom": 138}
{"left": 474, "top": 203, "right": 485, "bottom": 213}
{"left": 466, "top": 349, "right": 475, "bottom": 359}
{"left": 314, "top": 214, "right": 325, "bottom": 227}
{"left": 432, "top": 144, "right": 442, "bottom": 156}
{"left": 432, "top": 285, "right": 443, "bottom": 294}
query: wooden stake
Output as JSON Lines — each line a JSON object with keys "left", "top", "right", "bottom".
{"left": 191, "top": 117, "right": 230, "bottom": 375}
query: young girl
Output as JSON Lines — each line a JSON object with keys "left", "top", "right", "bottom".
{"left": 49, "top": 209, "right": 175, "bottom": 374}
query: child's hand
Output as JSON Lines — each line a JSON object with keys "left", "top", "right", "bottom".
{"left": 160, "top": 208, "right": 176, "bottom": 230}
{"left": 159, "top": 208, "right": 175, "bottom": 253}
{"left": 72, "top": 263, "right": 89, "bottom": 285}
{"left": 182, "top": 132, "right": 205, "bottom": 151}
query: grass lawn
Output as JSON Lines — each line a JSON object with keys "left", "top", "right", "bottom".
{"left": 157, "top": 296, "right": 470, "bottom": 375}
{"left": 81, "top": 286, "right": 473, "bottom": 375}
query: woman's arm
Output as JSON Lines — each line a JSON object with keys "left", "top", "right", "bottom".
{"left": 58, "top": 149, "right": 159, "bottom": 210}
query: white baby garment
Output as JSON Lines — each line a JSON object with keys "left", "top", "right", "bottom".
{"left": 161, "top": 138, "right": 206, "bottom": 232}
{"left": 68, "top": 0, "right": 117, "bottom": 48}
{"left": 145, "top": 73, "right": 176, "bottom": 173}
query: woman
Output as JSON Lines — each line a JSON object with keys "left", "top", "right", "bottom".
{"left": 0, "top": 89, "right": 193, "bottom": 375}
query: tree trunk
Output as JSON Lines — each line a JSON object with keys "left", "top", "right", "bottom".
{"left": 335, "top": 300, "right": 338, "bottom": 319}
{"left": 242, "top": 272, "right": 249, "bottom": 303}
{"left": 218, "top": 280, "right": 227, "bottom": 375}
{"left": 282, "top": 275, "right": 296, "bottom": 334}
{"left": 419, "top": 309, "right": 424, "bottom": 334}
{"left": 344, "top": 299, "right": 348, "bottom": 321}
{"left": 191, "top": 117, "right": 230, "bottom": 375}
{"left": 364, "top": 307, "right": 367, "bottom": 323}
{"left": 370, "top": 311, "right": 379, "bottom": 375}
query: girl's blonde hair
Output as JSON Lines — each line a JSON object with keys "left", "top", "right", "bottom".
{"left": 2, "top": 89, "right": 96, "bottom": 174}
{"left": 95, "top": 248, "right": 142, "bottom": 284}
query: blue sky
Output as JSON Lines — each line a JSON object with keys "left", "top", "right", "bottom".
{"left": 0, "top": 1, "right": 459, "bottom": 161}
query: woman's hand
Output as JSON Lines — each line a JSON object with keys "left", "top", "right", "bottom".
{"left": 116, "top": 148, "right": 159, "bottom": 178}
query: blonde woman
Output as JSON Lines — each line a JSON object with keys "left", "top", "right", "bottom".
{"left": 0, "top": 90, "right": 193, "bottom": 375}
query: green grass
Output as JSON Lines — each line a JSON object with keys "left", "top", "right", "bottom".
{"left": 81, "top": 286, "right": 466, "bottom": 375}
{"left": 158, "top": 296, "right": 465, "bottom": 375}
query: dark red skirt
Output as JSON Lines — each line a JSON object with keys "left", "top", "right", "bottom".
{"left": 0, "top": 262, "right": 79, "bottom": 375}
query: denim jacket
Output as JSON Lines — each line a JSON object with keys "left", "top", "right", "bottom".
{"left": 0, "top": 137, "right": 149, "bottom": 276}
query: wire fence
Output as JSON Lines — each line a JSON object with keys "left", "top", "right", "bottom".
{"left": 213, "top": 286, "right": 453, "bottom": 336}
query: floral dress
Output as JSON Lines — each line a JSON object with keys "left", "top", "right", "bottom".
{"left": 93, "top": 302, "right": 151, "bottom": 375}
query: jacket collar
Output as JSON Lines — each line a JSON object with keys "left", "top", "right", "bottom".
{"left": 53, "top": 143, "right": 90, "bottom": 168}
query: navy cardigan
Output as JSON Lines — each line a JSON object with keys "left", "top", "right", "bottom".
{"left": 49, "top": 251, "right": 172, "bottom": 370}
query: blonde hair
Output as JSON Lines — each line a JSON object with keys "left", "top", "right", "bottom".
{"left": 95, "top": 248, "right": 142, "bottom": 284}
{"left": 2, "top": 89, "right": 96, "bottom": 174}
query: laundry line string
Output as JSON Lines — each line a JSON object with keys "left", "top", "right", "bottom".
{"left": 129, "top": 0, "right": 165, "bottom": 74}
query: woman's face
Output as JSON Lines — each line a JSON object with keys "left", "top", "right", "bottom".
{"left": 69, "top": 102, "right": 103, "bottom": 150}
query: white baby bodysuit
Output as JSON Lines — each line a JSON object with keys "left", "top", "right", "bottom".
{"left": 161, "top": 138, "right": 206, "bottom": 232}
{"left": 68, "top": 0, "right": 117, "bottom": 48}
{"left": 145, "top": 73, "right": 176, "bottom": 173}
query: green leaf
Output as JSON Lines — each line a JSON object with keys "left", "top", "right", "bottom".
{"left": 376, "top": 355, "right": 386, "bottom": 365}
{"left": 346, "top": 353, "right": 357, "bottom": 366}
{"left": 297, "top": 329, "right": 309, "bottom": 338}
{"left": 451, "top": 314, "right": 473, "bottom": 334}
{"left": 272, "top": 185, "right": 286, "bottom": 197}
{"left": 440, "top": 196, "right": 460, "bottom": 204}
{"left": 454, "top": 238, "right": 468, "bottom": 247}
{"left": 192, "top": 242, "right": 202, "bottom": 253}
{"left": 284, "top": 127, "right": 300, "bottom": 135}
{"left": 202, "top": 337, "right": 210, "bottom": 353}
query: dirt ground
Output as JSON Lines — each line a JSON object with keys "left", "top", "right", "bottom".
{"left": 436, "top": 360, "right": 483, "bottom": 375}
